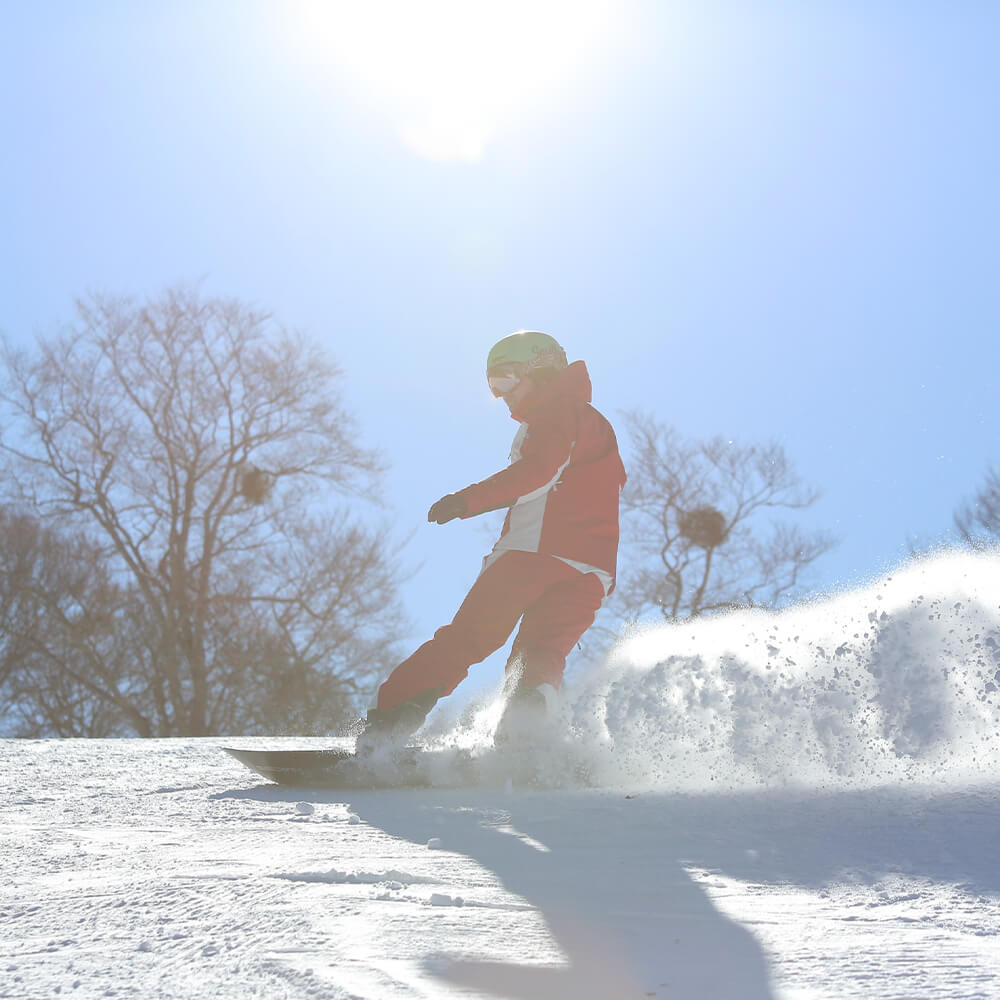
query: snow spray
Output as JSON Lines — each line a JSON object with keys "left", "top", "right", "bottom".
{"left": 562, "top": 550, "right": 1000, "bottom": 791}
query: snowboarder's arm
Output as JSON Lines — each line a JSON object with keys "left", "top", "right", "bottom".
{"left": 456, "top": 412, "right": 575, "bottom": 516}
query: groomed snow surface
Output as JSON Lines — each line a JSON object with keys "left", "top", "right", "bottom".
{"left": 3, "top": 550, "right": 1000, "bottom": 999}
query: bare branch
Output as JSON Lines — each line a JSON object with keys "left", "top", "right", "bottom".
{"left": 612, "top": 410, "right": 837, "bottom": 624}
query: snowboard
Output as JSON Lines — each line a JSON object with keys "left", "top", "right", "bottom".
{"left": 223, "top": 744, "right": 476, "bottom": 789}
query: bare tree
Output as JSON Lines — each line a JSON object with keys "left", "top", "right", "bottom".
{"left": 0, "top": 508, "right": 129, "bottom": 737}
{"left": 955, "top": 467, "right": 1000, "bottom": 549}
{"left": 615, "top": 411, "right": 837, "bottom": 622}
{"left": 0, "top": 287, "right": 407, "bottom": 737}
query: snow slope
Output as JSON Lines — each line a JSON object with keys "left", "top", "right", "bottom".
{"left": 2, "top": 550, "right": 1000, "bottom": 999}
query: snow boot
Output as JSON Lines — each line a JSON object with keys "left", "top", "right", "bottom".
{"left": 353, "top": 688, "right": 441, "bottom": 755}
{"left": 494, "top": 683, "right": 553, "bottom": 746}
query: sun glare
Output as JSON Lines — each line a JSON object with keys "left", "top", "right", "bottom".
{"left": 295, "top": 0, "right": 613, "bottom": 163}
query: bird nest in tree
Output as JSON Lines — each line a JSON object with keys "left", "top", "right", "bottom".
{"left": 677, "top": 506, "right": 728, "bottom": 549}
{"left": 237, "top": 465, "right": 272, "bottom": 505}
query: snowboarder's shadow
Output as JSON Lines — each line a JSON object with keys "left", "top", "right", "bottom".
{"left": 350, "top": 790, "right": 776, "bottom": 1000}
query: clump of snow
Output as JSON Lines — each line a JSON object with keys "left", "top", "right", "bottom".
{"left": 429, "top": 892, "right": 464, "bottom": 907}
{"left": 274, "top": 868, "right": 432, "bottom": 885}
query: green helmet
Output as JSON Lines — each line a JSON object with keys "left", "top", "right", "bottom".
{"left": 486, "top": 330, "right": 567, "bottom": 375}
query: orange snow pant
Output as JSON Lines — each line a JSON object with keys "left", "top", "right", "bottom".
{"left": 376, "top": 550, "right": 606, "bottom": 712}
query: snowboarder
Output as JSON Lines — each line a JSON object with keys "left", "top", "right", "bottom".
{"left": 355, "top": 330, "right": 626, "bottom": 750}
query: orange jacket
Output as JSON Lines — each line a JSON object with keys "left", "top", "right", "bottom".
{"left": 457, "top": 361, "right": 626, "bottom": 591}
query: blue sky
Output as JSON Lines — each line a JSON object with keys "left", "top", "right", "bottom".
{"left": 2, "top": 1, "right": 998, "bottom": 695}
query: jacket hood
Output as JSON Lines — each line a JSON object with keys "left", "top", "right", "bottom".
{"left": 511, "top": 360, "right": 592, "bottom": 421}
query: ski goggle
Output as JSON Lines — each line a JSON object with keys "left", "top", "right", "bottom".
{"left": 487, "top": 368, "right": 521, "bottom": 398}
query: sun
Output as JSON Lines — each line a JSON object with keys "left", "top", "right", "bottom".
{"left": 293, "top": 0, "right": 613, "bottom": 163}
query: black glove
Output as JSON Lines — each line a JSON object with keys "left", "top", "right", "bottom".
{"left": 427, "top": 493, "right": 467, "bottom": 525}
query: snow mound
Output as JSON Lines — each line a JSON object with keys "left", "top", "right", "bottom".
{"left": 562, "top": 549, "right": 1000, "bottom": 791}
